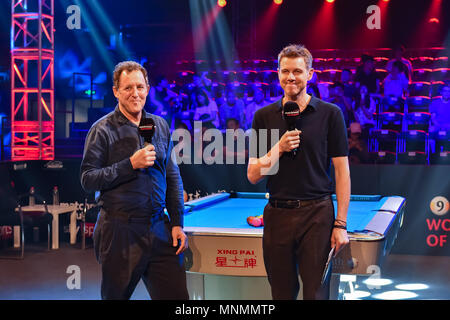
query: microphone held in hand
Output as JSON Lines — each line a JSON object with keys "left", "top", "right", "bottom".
{"left": 138, "top": 117, "right": 156, "bottom": 146}
{"left": 283, "top": 101, "right": 300, "bottom": 130}
{"left": 282, "top": 101, "right": 301, "bottom": 157}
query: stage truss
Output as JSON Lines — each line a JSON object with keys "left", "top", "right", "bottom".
{"left": 11, "top": 0, "right": 54, "bottom": 160}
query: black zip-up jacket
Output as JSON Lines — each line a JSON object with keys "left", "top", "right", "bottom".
{"left": 80, "top": 106, "right": 184, "bottom": 227}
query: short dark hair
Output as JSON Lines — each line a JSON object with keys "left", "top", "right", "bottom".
{"left": 278, "top": 44, "right": 313, "bottom": 70}
{"left": 194, "top": 88, "right": 210, "bottom": 106}
{"left": 113, "top": 61, "right": 149, "bottom": 89}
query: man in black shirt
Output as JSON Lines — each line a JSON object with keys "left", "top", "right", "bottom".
{"left": 247, "top": 44, "right": 350, "bottom": 300}
{"left": 80, "top": 61, "right": 188, "bottom": 300}
{"left": 355, "top": 54, "right": 380, "bottom": 94}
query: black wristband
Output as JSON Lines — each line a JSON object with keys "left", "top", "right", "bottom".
{"left": 335, "top": 219, "right": 347, "bottom": 226}
{"left": 333, "top": 225, "right": 347, "bottom": 231}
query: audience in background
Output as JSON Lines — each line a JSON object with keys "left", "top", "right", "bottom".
{"left": 192, "top": 88, "right": 219, "bottom": 128}
{"left": 383, "top": 60, "right": 409, "bottom": 99}
{"left": 355, "top": 54, "right": 380, "bottom": 94}
{"left": 386, "top": 45, "right": 413, "bottom": 83}
{"left": 353, "top": 85, "right": 377, "bottom": 138}
{"left": 348, "top": 122, "right": 370, "bottom": 164}
{"left": 149, "top": 75, "right": 178, "bottom": 126}
{"left": 429, "top": 84, "right": 450, "bottom": 132}
{"left": 223, "top": 118, "right": 248, "bottom": 163}
{"left": 240, "top": 87, "right": 253, "bottom": 107}
{"left": 244, "top": 87, "right": 269, "bottom": 129}
{"left": 191, "top": 73, "right": 213, "bottom": 97}
{"left": 306, "top": 72, "right": 321, "bottom": 99}
{"left": 139, "top": 47, "right": 447, "bottom": 151}
{"left": 328, "top": 82, "right": 355, "bottom": 128}
{"left": 340, "top": 68, "right": 357, "bottom": 100}
{"left": 218, "top": 89, "right": 245, "bottom": 129}
{"left": 268, "top": 78, "right": 283, "bottom": 101}
{"left": 170, "top": 93, "right": 192, "bottom": 130}
{"left": 193, "top": 114, "right": 217, "bottom": 163}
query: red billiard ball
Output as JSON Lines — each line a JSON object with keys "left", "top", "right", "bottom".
{"left": 247, "top": 215, "right": 264, "bottom": 227}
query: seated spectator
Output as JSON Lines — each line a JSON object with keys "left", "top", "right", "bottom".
{"left": 386, "top": 45, "right": 413, "bottom": 83}
{"left": 191, "top": 72, "right": 213, "bottom": 97}
{"left": 192, "top": 88, "right": 219, "bottom": 128}
{"left": 355, "top": 54, "right": 380, "bottom": 94}
{"left": 383, "top": 60, "right": 409, "bottom": 99}
{"left": 268, "top": 78, "right": 283, "bottom": 101}
{"left": 223, "top": 118, "right": 248, "bottom": 163}
{"left": 429, "top": 84, "right": 450, "bottom": 132}
{"left": 193, "top": 114, "right": 218, "bottom": 163}
{"left": 211, "top": 84, "right": 225, "bottom": 107}
{"left": 240, "top": 86, "right": 253, "bottom": 106}
{"left": 244, "top": 87, "right": 269, "bottom": 129}
{"left": 353, "top": 85, "right": 377, "bottom": 138}
{"left": 341, "top": 68, "right": 357, "bottom": 100}
{"left": 348, "top": 122, "right": 370, "bottom": 164}
{"left": 306, "top": 72, "right": 321, "bottom": 99}
{"left": 171, "top": 93, "right": 192, "bottom": 130}
{"left": 328, "top": 82, "right": 355, "bottom": 128}
{"left": 149, "top": 75, "right": 178, "bottom": 126}
{"left": 218, "top": 89, "right": 245, "bottom": 129}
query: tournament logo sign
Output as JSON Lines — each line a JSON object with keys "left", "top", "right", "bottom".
{"left": 426, "top": 196, "right": 449, "bottom": 248}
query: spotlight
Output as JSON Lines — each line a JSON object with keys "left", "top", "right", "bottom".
{"left": 395, "top": 283, "right": 429, "bottom": 291}
{"left": 344, "top": 290, "right": 371, "bottom": 300}
{"left": 218, "top": 0, "right": 227, "bottom": 8}
{"left": 326, "top": 0, "right": 335, "bottom": 3}
{"left": 273, "top": 0, "right": 283, "bottom": 4}
{"left": 363, "top": 278, "right": 393, "bottom": 287}
{"left": 373, "top": 290, "right": 418, "bottom": 300}
{"left": 429, "top": 17, "right": 440, "bottom": 24}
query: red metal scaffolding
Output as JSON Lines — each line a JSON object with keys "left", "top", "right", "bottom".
{"left": 11, "top": 0, "right": 55, "bottom": 160}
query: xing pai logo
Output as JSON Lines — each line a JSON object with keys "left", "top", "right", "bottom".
{"left": 215, "top": 249, "right": 258, "bottom": 270}
{"left": 430, "top": 196, "right": 449, "bottom": 216}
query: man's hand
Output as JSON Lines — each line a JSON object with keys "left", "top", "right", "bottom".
{"left": 172, "top": 226, "right": 188, "bottom": 255}
{"left": 331, "top": 228, "right": 349, "bottom": 257}
{"left": 130, "top": 144, "right": 156, "bottom": 169}
{"left": 278, "top": 129, "right": 301, "bottom": 154}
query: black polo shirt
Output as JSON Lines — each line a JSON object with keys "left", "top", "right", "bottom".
{"left": 250, "top": 95, "right": 348, "bottom": 200}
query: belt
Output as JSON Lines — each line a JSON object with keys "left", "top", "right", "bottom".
{"left": 269, "top": 195, "right": 331, "bottom": 209}
{"left": 103, "top": 210, "right": 164, "bottom": 225}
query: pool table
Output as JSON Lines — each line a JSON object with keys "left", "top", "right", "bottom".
{"left": 183, "top": 192, "right": 406, "bottom": 278}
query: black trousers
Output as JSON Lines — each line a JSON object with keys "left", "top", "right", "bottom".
{"left": 263, "top": 197, "right": 334, "bottom": 300}
{"left": 93, "top": 210, "right": 189, "bottom": 300}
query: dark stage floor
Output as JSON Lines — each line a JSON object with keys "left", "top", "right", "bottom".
{"left": 0, "top": 242, "right": 449, "bottom": 300}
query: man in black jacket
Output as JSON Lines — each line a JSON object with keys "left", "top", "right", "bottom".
{"left": 80, "top": 61, "right": 188, "bottom": 300}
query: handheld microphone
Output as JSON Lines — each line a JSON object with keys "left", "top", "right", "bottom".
{"left": 282, "top": 101, "right": 301, "bottom": 157}
{"left": 138, "top": 117, "right": 156, "bottom": 146}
